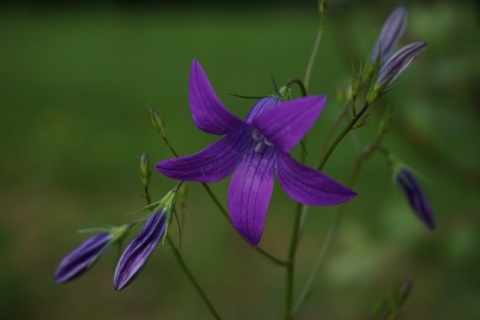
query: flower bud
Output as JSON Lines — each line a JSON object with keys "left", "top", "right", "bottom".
{"left": 377, "top": 41, "right": 427, "bottom": 88}
{"left": 54, "top": 233, "right": 114, "bottom": 283}
{"left": 114, "top": 209, "right": 167, "bottom": 290}
{"left": 147, "top": 104, "right": 167, "bottom": 139}
{"left": 370, "top": 6, "right": 408, "bottom": 62}
{"left": 368, "top": 42, "right": 427, "bottom": 103}
{"left": 396, "top": 168, "right": 435, "bottom": 230}
{"left": 139, "top": 152, "right": 151, "bottom": 187}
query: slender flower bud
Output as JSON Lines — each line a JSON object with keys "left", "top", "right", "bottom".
{"left": 370, "top": 6, "right": 408, "bottom": 62}
{"left": 54, "top": 233, "right": 114, "bottom": 283}
{"left": 396, "top": 168, "right": 435, "bottom": 230}
{"left": 376, "top": 41, "right": 427, "bottom": 88}
{"left": 368, "top": 42, "right": 427, "bottom": 103}
{"left": 139, "top": 152, "right": 151, "bottom": 187}
{"left": 114, "top": 209, "right": 167, "bottom": 290}
{"left": 148, "top": 104, "right": 167, "bottom": 139}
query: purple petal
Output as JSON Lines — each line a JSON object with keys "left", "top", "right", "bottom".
{"left": 276, "top": 154, "right": 357, "bottom": 206}
{"left": 114, "top": 210, "right": 167, "bottom": 290}
{"left": 244, "top": 97, "right": 284, "bottom": 123}
{"left": 396, "top": 169, "right": 435, "bottom": 230}
{"left": 156, "top": 131, "right": 249, "bottom": 182}
{"left": 190, "top": 59, "right": 245, "bottom": 135}
{"left": 55, "top": 233, "right": 113, "bottom": 284}
{"left": 370, "top": 6, "right": 408, "bottom": 62}
{"left": 253, "top": 96, "right": 327, "bottom": 154}
{"left": 228, "top": 145, "right": 277, "bottom": 247}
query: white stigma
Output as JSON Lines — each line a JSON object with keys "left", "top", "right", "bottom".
{"left": 251, "top": 129, "right": 273, "bottom": 152}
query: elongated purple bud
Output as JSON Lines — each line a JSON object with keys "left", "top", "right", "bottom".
{"left": 370, "top": 6, "right": 408, "bottom": 62}
{"left": 376, "top": 41, "right": 427, "bottom": 89}
{"left": 396, "top": 168, "right": 435, "bottom": 230}
{"left": 114, "top": 209, "right": 167, "bottom": 290}
{"left": 54, "top": 233, "right": 114, "bottom": 283}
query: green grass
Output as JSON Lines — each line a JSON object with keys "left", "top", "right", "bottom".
{"left": 0, "top": 4, "right": 479, "bottom": 319}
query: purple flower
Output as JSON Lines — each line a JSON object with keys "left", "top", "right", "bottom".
{"left": 114, "top": 209, "right": 167, "bottom": 290}
{"left": 396, "top": 168, "right": 435, "bottom": 230}
{"left": 375, "top": 41, "right": 427, "bottom": 90}
{"left": 54, "top": 233, "right": 114, "bottom": 283}
{"left": 370, "top": 6, "right": 408, "bottom": 62}
{"left": 156, "top": 59, "right": 357, "bottom": 246}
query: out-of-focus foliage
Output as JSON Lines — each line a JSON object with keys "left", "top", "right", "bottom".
{"left": 0, "top": 1, "right": 479, "bottom": 319}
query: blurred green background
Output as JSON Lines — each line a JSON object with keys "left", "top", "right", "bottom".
{"left": 1, "top": 0, "right": 479, "bottom": 319}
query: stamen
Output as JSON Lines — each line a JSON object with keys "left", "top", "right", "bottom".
{"left": 254, "top": 141, "right": 263, "bottom": 152}
{"left": 264, "top": 139, "right": 274, "bottom": 147}
{"left": 252, "top": 129, "right": 262, "bottom": 141}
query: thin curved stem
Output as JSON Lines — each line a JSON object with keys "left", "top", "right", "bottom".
{"left": 292, "top": 157, "right": 362, "bottom": 317}
{"left": 167, "top": 235, "right": 222, "bottom": 319}
{"left": 201, "top": 182, "right": 288, "bottom": 266}
{"left": 292, "top": 134, "right": 386, "bottom": 317}
{"left": 143, "top": 183, "right": 221, "bottom": 319}
{"left": 286, "top": 78, "right": 308, "bottom": 97}
{"left": 317, "top": 102, "right": 351, "bottom": 160}
{"left": 284, "top": 11, "right": 327, "bottom": 320}
{"left": 304, "top": 19, "right": 325, "bottom": 91}
{"left": 317, "top": 101, "right": 370, "bottom": 171}
{"left": 285, "top": 205, "right": 304, "bottom": 319}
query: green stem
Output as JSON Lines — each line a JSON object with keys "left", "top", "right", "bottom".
{"left": 292, "top": 204, "right": 343, "bottom": 316}
{"left": 284, "top": 11, "right": 327, "bottom": 320}
{"left": 304, "top": 19, "right": 325, "bottom": 91}
{"left": 285, "top": 205, "right": 304, "bottom": 319}
{"left": 162, "top": 137, "right": 179, "bottom": 157}
{"left": 201, "top": 182, "right": 288, "bottom": 266}
{"left": 292, "top": 156, "right": 363, "bottom": 317}
{"left": 167, "top": 235, "right": 222, "bottom": 320}
{"left": 317, "top": 101, "right": 370, "bottom": 171}
{"left": 143, "top": 185, "right": 151, "bottom": 204}
{"left": 317, "top": 102, "right": 351, "bottom": 163}
{"left": 143, "top": 183, "right": 221, "bottom": 319}
{"left": 292, "top": 134, "right": 385, "bottom": 317}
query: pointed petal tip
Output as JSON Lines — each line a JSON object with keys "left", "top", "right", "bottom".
{"left": 277, "top": 154, "right": 357, "bottom": 207}
{"left": 189, "top": 57, "right": 245, "bottom": 135}
{"left": 228, "top": 152, "right": 275, "bottom": 249}
{"left": 191, "top": 58, "right": 201, "bottom": 71}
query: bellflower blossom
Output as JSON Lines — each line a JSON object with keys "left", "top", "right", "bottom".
{"left": 156, "top": 59, "right": 356, "bottom": 246}
{"left": 114, "top": 209, "right": 167, "bottom": 290}
{"left": 370, "top": 6, "right": 408, "bottom": 62}
{"left": 396, "top": 168, "right": 435, "bottom": 230}
{"left": 55, "top": 232, "right": 114, "bottom": 283}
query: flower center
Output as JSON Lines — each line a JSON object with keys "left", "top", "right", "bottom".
{"left": 251, "top": 129, "right": 273, "bottom": 152}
